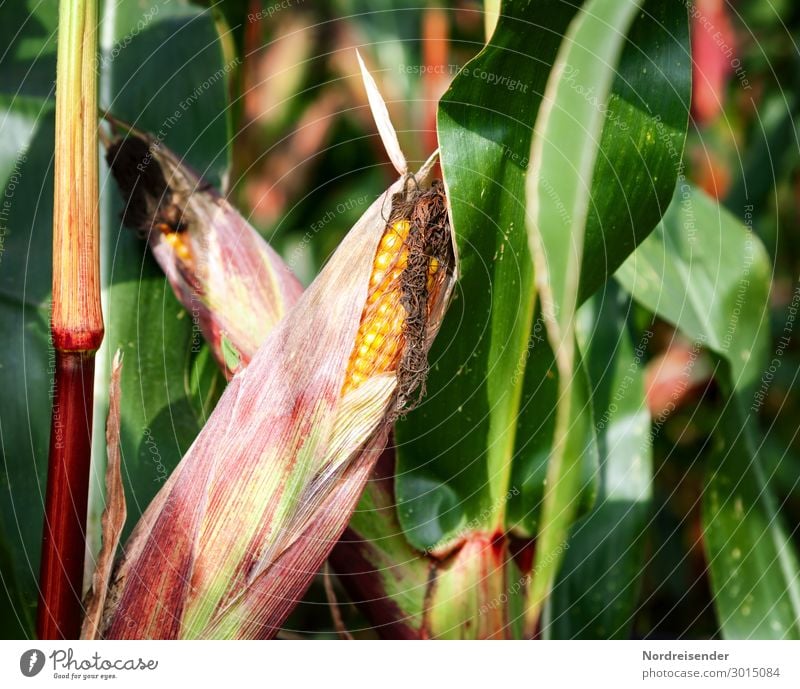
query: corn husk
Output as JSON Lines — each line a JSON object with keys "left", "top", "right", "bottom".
{"left": 99, "top": 63, "right": 457, "bottom": 638}
{"left": 328, "top": 448, "right": 432, "bottom": 638}
{"left": 424, "top": 533, "right": 513, "bottom": 639}
{"left": 332, "top": 472, "right": 521, "bottom": 639}
{"left": 103, "top": 127, "right": 443, "bottom": 635}
{"left": 99, "top": 148, "right": 454, "bottom": 637}
{"left": 103, "top": 125, "right": 509, "bottom": 638}
{"left": 80, "top": 351, "right": 125, "bottom": 640}
{"left": 104, "top": 119, "right": 302, "bottom": 376}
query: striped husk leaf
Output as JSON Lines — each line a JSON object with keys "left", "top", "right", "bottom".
{"left": 100, "top": 161, "right": 454, "bottom": 638}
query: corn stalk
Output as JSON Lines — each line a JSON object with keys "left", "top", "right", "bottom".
{"left": 37, "top": 0, "right": 104, "bottom": 640}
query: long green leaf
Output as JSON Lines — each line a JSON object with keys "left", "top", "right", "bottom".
{"left": 395, "top": 0, "right": 582, "bottom": 552}
{"left": 0, "top": 95, "right": 55, "bottom": 638}
{"left": 507, "top": 0, "right": 690, "bottom": 537}
{"left": 0, "top": 3, "right": 60, "bottom": 636}
{"left": 617, "top": 184, "right": 800, "bottom": 638}
{"left": 616, "top": 185, "right": 771, "bottom": 392}
{"left": 705, "top": 396, "right": 800, "bottom": 639}
{"left": 524, "top": 0, "right": 647, "bottom": 633}
{"left": 548, "top": 283, "right": 652, "bottom": 639}
{"left": 397, "top": 0, "right": 689, "bottom": 555}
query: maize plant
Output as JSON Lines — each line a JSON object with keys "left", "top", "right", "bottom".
{"left": 1, "top": 0, "right": 799, "bottom": 645}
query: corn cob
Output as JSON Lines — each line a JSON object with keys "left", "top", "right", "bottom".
{"left": 104, "top": 130, "right": 303, "bottom": 377}
{"left": 343, "top": 219, "right": 410, "bottom": 393}
{"left": 343, "top": 181, "right": 452, "bottom": 409}
{"left": 98, "top": 164, "right": 455, "bottom": 639}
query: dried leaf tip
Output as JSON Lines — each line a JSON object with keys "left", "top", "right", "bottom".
{"left": 357, "top": 50, "right": 407, "bottom": 176}
{"left": 80, "top": 349, "right": 125, "bottom": 640}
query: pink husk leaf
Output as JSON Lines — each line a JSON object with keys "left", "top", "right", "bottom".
{"left": 101, "top": 166, "right": 453, "bottom": 638}
{"left": 80, "top": 351, "right": 126, "bottom": 640}
{"left": 104, "top": 119, "right": 303, "bottom": 376}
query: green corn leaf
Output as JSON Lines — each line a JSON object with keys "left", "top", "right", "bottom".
{"left": 617, "top": 184, "right": 800, "bottom": 639}
{"left": 0, "top": 94, "right": 55, "bottom": 638}
{"left": 547, "top": 283, "right": 652, "bottom": 639}
{"left": 524, "top": 0, "right": 662, "bottom": 633}
{"left": 508, "top": 0, "right": 690, "bottom": 538}
{"left": 395, "top": 0, "right": 582, "bottom": 553}
{"left": 396, "top": 0, "right": 690, "bottom": 560}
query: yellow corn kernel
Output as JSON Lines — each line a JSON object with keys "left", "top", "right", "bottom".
{"left": 162, "top": 230, "right": 192, "bottom": 262}
{"left": 427, "top": 275, "right": 436, "bottom": 293}
{"left": 342, "top": 220, "right": 410, "bottom": 394}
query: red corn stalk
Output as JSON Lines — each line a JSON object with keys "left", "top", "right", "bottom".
{"left": 37, "top": 0, "right": 104, "bottom": 640}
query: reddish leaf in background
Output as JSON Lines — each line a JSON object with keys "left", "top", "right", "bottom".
{"left": 645, "top": 340, "right": 714, "bottom": 418}
{"left": 422, "top": 8, "right": 450, "bottom": 156}
{"left": 690, "top": 146, "right": 732, "bottom": 199}
{"left": 691, "top": 0, "right": 736, "bottom": 125}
